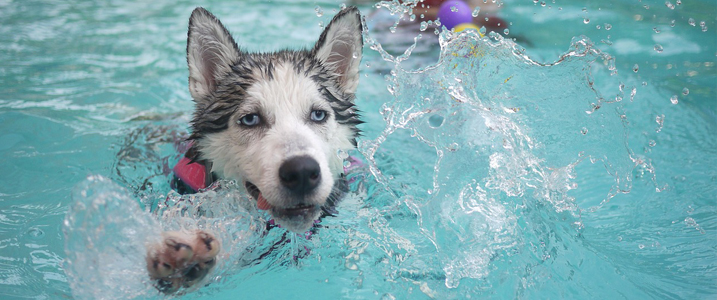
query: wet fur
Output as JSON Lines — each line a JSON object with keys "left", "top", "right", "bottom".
{"left": 186, "top": 6, "right": 362, "bottom": 232}
{"left": 147, "top": 6, "right": 363, "bottom": 293}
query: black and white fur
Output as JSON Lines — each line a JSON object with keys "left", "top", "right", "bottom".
{"left": 146, "top": 6, "right": 363, "bottom": 293}
{"left": 187, "top": 6, "right": 362, "bottom": 232}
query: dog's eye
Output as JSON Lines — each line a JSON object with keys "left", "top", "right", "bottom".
{"left": 310, "top": 110, "right": 327, "bottom": 122}
{"left": 238, "top": 114, "right": 260, "bottom": 127}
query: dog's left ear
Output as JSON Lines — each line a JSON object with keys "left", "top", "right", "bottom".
{"left": 187, "top": 7, "right": 241, "bottom": 103}
{"left": 312, "top": 7, "right": 363, "bottom": 95}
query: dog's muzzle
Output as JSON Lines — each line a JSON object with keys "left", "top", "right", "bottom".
{"left": 245, "top": 155, "right": 324, "bottom": 218}
{"left": 279, "top": 155, "right": 321, "bottom": 196}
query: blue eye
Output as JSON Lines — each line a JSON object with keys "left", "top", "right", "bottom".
{"left": 239, "top": 114, "right": 260, "bottom": 126}
{"left": 310, "top": 110, "right": 327, "bottom": 122}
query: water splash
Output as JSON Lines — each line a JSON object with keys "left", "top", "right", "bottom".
{"left": 63, "top": 175, "right": 162, "bottom": 299}
{"left": 63, "top": 176, "right": 266, "bottom": 299}
{"left": 358, "top": 27, "right": 637, "bottom": 290}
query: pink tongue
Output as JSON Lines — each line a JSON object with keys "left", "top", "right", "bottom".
{"left": 256, "top": 193, "right": 272, "bottom": 210}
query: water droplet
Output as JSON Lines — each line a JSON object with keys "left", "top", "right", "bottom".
{"left": 583, "top": 18, "right": 590, "bottom": 24}
{"left": 318, "top": 21, "right": 324, "bottom": 28}
{"left": 670, "top": 20, "right": 676, "bottom": 27}
{"left": 410, "top": 14, "right": 416, "bottom": 21}
{"left": 389, "top": 25, "right": 397, "bottom": 33}
{"left": 655, "top": 114, "right": 665, "bottom": 133}
{"left": 643, "top": 4, "right": 650, "bottom": 9}
{"left": 653, "top": 27, "right": 660, "bottom": 33}
{"left": 472, "top": 6, "right": 481, "bottom": 17}
{"left": 419, "top": 21, "right": 428, "bottom": 31}
{"left": 581, "top": 127, "right": 588, "bottom": 135}
{"left": 485, "top": 17, "right": 489, "bottom": 22}
{"left": 533, "top": 0, "right": 539, "bottom": 4}
{"left": 638, "top": 244, "right": 645, "bottom": 249}
{"left": 682, "top": 87, "right": 689, "bottom": 95}
{"left": 688, "top": 18, "right": 696, "bottom": 26}
{"left": 315, "top": 5, "right": 324, "bottom": 17}
{"left": 541, "top": 1, "right": 547, "bottom": 7}
{"left": 596, "top": 25, "right": 601, "bottom": 29}
{"left": 665, "top": 1, "right": 675, "bottom": 9}
{"left": 428, "top": 114, "right": 444, "bottom": 128}
{"left": 670, "top": 95, "right": 679, "bottom": 104}
{"left": 27, "top": 228, "right": 45, "bottom": 239}
{"left": 633, "top": 64, "right": 639, "bottom": 72}
{"left": 629, "top": 87, "right": 637, "bottom": 101}
{"left": 654, "top": 44, "right": 664, "bottom": 53}
{"left": 700, "top": 21, "right": 708, "bottom": 32}
{"left": 340, "top": 3, "right": 346, "bottom": 10}
{"left": 676, "top": 0, "right": 682, "bottom": 4}
{"left": 450, "top": 5, "right": 458, "bottom": 12}
{"left": 343, "top": 160, "right": 351, "bottom": 168}
{"left": 337, "top": 149, "right": 349, "bottom": 160}
{"left": 605, "top": 23, "right": 612, "bottom": 30}
{"left": 447, "top": 143, "right": 460, "bottom": 151}
{"left": 503, "top": 28, "right": 510, "bottom": 35}
{"left": 649, "top": 140, "right": 656, "bottom": 147}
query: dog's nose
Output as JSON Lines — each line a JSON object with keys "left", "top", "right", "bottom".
{"left": 279, "top": 156, "right": 321, "bottom": 195}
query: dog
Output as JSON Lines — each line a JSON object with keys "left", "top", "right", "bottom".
{"left": 146, "top": 6, "right": 363, "bottom": 293}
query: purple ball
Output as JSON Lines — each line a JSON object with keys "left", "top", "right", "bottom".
{"left": 437, "top": 0, "right": 473, "bottom": 30}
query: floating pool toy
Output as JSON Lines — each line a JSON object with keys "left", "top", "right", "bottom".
{"left": 437, "top": 0, "right": 472, "bottom": 30}
{"left": 454, "top": 22, "right": 484, "bottom": 37}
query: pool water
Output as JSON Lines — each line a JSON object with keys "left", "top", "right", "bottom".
{"left": 1, "top": 0, "right": 715, "bottom": 299}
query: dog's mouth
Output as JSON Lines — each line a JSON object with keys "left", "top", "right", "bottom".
{"left": 245, "top": 181, "right": 269, "bottom": 209}
{"left": 244, "top": 181, "right": 319, "bottom": 218}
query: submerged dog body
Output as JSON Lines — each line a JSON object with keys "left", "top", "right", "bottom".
{"left": 147, "top": 6, "right": 363, "bottom": 293}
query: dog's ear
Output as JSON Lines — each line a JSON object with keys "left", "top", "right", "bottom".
{"left": 312, "top": 7, "right": 363, "bottom": 95}
{"left": 187, "top": 7, "right": 240, "bottom": 102}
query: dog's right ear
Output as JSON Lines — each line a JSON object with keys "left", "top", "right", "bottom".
{"left": 187, "top": 7, "right": 240, "bottom": 102}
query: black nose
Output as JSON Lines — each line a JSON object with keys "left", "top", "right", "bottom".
{"left": 279, "top": 156, "right": 321, "bottom": 195}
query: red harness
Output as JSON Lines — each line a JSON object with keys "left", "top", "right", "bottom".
{"left": 172, "top": 157, "right": 210, "bottom": 192}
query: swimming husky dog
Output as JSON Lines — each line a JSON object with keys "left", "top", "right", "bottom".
{"left": 145, "top": 6, "right": 363, "bottom": 293}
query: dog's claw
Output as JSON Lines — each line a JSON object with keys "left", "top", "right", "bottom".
{"left": 146, "top": 230, "right": 220, "bottom": 294}
{"left": 164, "top": 238, "right": 194, "bottom": 267}
{"left": 196, "top": 231, "right": 220, "bottom": 259}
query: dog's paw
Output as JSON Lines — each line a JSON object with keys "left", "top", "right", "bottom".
{"left": 146, "top": 230, "right": 220, "bottom": 293}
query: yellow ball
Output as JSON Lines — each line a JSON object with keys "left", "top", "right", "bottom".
{"left": 454, "top": 23, "right": 484, "bottom": 37}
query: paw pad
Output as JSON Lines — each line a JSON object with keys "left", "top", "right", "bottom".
{"left": 146, "top": 230, "right": 220, "bottom": 293}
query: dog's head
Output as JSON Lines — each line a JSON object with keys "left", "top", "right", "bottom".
{"left": 184, "top": 7, "right": 362, "bottom": 232}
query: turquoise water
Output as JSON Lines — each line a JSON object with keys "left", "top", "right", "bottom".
{"left": 1, "top": 0, "right": 715, "bottom": 299}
